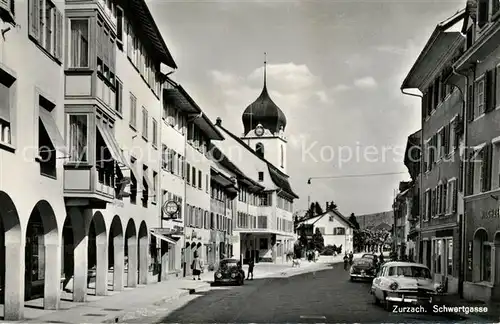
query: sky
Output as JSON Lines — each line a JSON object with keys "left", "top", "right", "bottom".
{"left": 149, "top": 0, "right": 465, "bottom": 216}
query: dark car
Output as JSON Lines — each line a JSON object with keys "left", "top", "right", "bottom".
{"left": 350, "top": 254, "right": 377, "bottom": 281}
{"left": 213, "top": 258, "right": 245, "bottom": 286}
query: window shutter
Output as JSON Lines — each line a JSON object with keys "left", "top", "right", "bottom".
{"left": 28, "top": 0, "right": 40, "bottom": 40}
{"left": 485, "top": 70, "right": 494, "bottom": 113}
{"left": 468, "top": 84, "right": 475, "bottom": 122}
{"left": 444, "top": 125, "right": 450, "bottom": 155}
{"left": 467, "top": 151, "right": 475, "bottom": 195}
{"left": 422, "top": 93, "right": 428, "bottom": 119}
{"left": 453, "top": 181, "right": 458, "bottom": 213}
{"left": 127, "top": 23, "right": 133, "bottom": 59}
{"left": 481, "top": 147, "right": 488, "bottom": 192}
{"left": 178, "top": 198, "right": 182, "bottom": 219}
{"left": 443, "top": 183, "right": 448, "bottom": 214}
{"left": 486, "top": 143, "right": 493, "bottom": 191}
{"left": 55, "top": 9, "right": 63, "bottom": 60}
{"left": 459, "top": 158, "right": 464, "bottom": 192}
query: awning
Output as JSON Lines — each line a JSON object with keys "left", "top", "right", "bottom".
{"left": 39, "top": 108, "right": 69, "bottom": 155}
{"left": 96, "top": 122, "right": 130, "bottom": 169}
{"left": 150, "top": 231, "right": 177, "bottom": 245}
{"left": 143, "top": 171, "right": 154, "bottom": 196}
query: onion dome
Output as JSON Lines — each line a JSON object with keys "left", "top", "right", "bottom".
{"left": 242, "top": 54, "right": 287, "bottom": 135}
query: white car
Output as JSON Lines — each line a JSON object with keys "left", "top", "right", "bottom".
{"left": 370, "top": 261, "right": 444, "bottom": 310}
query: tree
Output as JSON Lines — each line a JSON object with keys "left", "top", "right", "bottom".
{"left": 314, "top": 202, "right": 323, "bottom": 215}
{"left": 327, "top": 201, "right": 337, "bottom": 210}
{"left": 348, "top": 213, "right": 360, "bottom": 230}
{"left": 311, "top": 228, "right": 325, "bottom": 251}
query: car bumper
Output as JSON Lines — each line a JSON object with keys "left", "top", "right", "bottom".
{"left": 214, "top": 278, "right": 239, "bottom": 284}
{"left": 385, "top": 295, "right": 434, "bottom": 305}
{"left": 350, "top": 273, "right": 375, "bottom": 278}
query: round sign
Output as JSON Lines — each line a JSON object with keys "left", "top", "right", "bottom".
{"left": 163, "top": 200, "right": 179, "bottom": 216}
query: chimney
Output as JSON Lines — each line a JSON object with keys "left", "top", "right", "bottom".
{"left": 326, "top": 202, "right": 329, "bottom": 210}
{"left": 216, "top": 117, "right": 222, "bottom": 126}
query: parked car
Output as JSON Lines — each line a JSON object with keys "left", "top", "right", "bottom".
{"left": 350, "top": 254, "right": 377, "bottom": 281}
{"left": 213, "top": 258, "right": 245, "bottom": 286}
{"left": 370, "top": 261, "right": 444, "bottom": 310}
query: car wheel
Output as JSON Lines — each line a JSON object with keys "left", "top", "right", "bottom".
{"left": 383, "top": 294, "right": 393, "bottom": 311}
{"left": 372, "top": 292, "right": 380, "bottom": 305}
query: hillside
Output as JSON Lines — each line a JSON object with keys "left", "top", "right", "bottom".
{"left": 356, "top": 211, "right": 394, "bottom": 230}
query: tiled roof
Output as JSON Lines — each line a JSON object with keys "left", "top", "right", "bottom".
{"left": 215, "top": 121, "right": 299, "bottom": 199}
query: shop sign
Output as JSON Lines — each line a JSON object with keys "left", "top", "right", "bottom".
{"left": 162, "top": 200, "right": 179, "bottom": 218}
{"left": 481, "top": 208, "right": 500, "bottom": 219}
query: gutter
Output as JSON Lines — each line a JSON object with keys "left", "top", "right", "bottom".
{"left": 452, "top": 65, "right": 469, "bottom": 299}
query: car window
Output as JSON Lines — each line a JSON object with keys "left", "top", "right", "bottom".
{"left": 389, "top": 266, "right": 431, "bottom": 278}
{"left": 362, "top": 254, "right": 374, "bottom": 260}
{"left": 220, "top": 261, "right": 238, "bottom": 269}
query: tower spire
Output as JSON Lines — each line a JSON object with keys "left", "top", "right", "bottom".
{"left": 263, "top": 52, "right": 267, "bottom": 88}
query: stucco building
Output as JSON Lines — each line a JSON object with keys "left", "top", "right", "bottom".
{"left": 453, "top": 0, "right": 500, "bottom": 302}
{"left": 401, "top": 9, "right": 465, "bottom": 295}
{"left": 212, "top": 61, "right": 298, "bottom": 264}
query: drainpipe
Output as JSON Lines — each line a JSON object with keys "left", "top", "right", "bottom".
{"left": 452, "top": 65, "right": 469, "bottom": 299}
{"left": 400, "top": 89, "right": 423, "bottom": 263}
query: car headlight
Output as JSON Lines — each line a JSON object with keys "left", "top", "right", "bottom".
{"left": 434, "top": 283, "right": 444, "bottom": 293}
{"left": 349, "top": 266, "right": 354, "bottom": 273}
{"left": 216, "top": 272, "right": 222, "bottom": 278}
{"left": 230, "top": 272, "right": 236, "bottom": 278}
{"left": 389, "top": 282, "right": 398, "bottom": 290}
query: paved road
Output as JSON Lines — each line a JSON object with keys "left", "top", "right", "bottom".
{"left": 120, "top": 263, "right": 472, "bottom": 323}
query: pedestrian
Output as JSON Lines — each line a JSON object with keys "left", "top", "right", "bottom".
{"left": 247, "top": 259, "right": 254, "bottom": 280}
{"left": 348, "top": 251, "right": 354, "bottom": 265}
{"left": 343, "top": 253, "right": 349, "bottom": 271}
{"left": 379, "top": 252, "right": 385, "bottom": 264}
{"left": 191, "top": 252, "right": 202, "bottom": 280}
{"left": 314, "top": 249, "right": 319, "bottom": 262}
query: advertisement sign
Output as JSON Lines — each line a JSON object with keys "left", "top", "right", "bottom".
{"left": 162, "top": 200, "right": 179, "bottom": 219}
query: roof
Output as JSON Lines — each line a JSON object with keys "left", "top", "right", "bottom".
{"left": 382, "top": 261, "right": 427, "bottom": 268}
{"left": 401, "top": 9, "right": 465, "bottom": 90}
{"left": 242, "top": 83, "right": 287, "bottom": 135}
{"left": 296, "top": 210, "right": 355, "bottom": 229}
{"left": 163, "top": 81, "right": 224, "bottom": 141}
{"left": 215, "top": 120, "right": 299, "bottom": 199}
{"left": 121, "top": 0, "right": 177, "bottom": 68}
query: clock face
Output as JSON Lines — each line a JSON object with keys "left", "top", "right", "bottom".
{"left": 255, "top": 126, "right": 264, "bottom": 136}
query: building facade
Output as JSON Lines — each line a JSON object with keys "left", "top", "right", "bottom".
{"left": 401, "top": 10, "right": 465, "bottom": 295}
{"left": 296, "top": 209, "right": 355, "bottom": 253}
{"left": 454, "top": 0, "right": 500, "bottom": 302}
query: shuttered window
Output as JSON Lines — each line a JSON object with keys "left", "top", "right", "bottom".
{"left": 29, "top": 0, "right": 63, "bottom": 61}
{"left": 468, "top": 84, "right": 475, "bottom": 122}
{"left": 485, "top": 69, "right": 496, "bottom": 113}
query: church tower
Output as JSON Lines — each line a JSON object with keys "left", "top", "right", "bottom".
{"left": 241, "top": 53, "right": 288, "bottom": 174}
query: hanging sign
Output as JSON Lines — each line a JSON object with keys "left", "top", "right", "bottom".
{"left": 163, "top": 200, "right": 179, "bottom": 217}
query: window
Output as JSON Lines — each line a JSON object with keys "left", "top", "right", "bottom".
{"left": 475, "top": 77, "right": 485, "bottom": 117}
{"left": 129, "top": 93, "right": 137, "bottom": 128}
{"left": 152, "top": 171, "right": 158, "bottom": 203}
{"left": 130, "top": 157, "right": 137, "bottom": 204}
{"left": 186, "top": 163, "right": 191, "bottom": 184}
{"left": 116, "top": 6, "right": 123, "bottom": 46}
{"left": 68, "top": 115, "right": 88, "bottom": 162}
{"left": 447, "top": 239, "right": 453, "bottom": 276}
{"left": 280, "top": 145, "right": 284, "bottom": 168}
{"left": 333, "top": 227, "right": 345, "bottom": 235}
{"left": 142, "top": 164, "right": 148, "bottom": 208}
{"left": 68, "top": 19, "right": 89, "bottom": 68}
{"left": 28, "top": 0, "right": 62, "bottom": 60}
{"left": 206, "top": 174, "right": 209, "bottom": 193}
{"left": 434, "top": 239, "right": 442, "bottom": 274}
{"left": 0, "top": 69, "right": 15, "bottom": 147}
{"left": 256, "top": 142, "right": 264, "bottom": 158}
{"left": 152, "top": 118, "right": 158, "bottom": 147}
{"left": 115, "top": 78, "right": 123, "bottom": 114}
{"left": 317, "top": 227, "right": 325, "bottom": 235}
{"left": 198, "top": 170, "right": 202, "bottom": 189}
{"left": 446, "top": 179, "right": 457, "bottom": 214}
{"left": 483, "top": 243, "right": 492, "bottom": 282}
{"left": 192, "top": 166, "right": 196, "bottom": 187}
{"left": 478, "top": 0, "right": 489, "bottom": 27}
{"left": 258, "top": 172, "right": 264, "bottom": 182}
{"left": 161, "top": 145, "right": 167, "bottom": 169}
{"left": 142, "top": 107, "right": 148, "bottom": 139}
{"left": 38, "top": 96, "right": 65, "bottom": 178}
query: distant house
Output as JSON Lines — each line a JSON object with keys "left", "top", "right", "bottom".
{"left": 296, "top": 209, "right": 355, "bottom": 253}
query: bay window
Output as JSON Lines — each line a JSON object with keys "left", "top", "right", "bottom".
{"left": 68, "top": 19, "right": 89, "bottom": 68}
{"left": 67, "top": 114, "right": 88, "bottom": 163}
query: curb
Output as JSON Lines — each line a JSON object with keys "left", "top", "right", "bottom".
{"left": 100, "top": 282, "right": 210, "bottom": 323}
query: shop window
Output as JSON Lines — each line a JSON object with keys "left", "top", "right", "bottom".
{"left": 447, "top": 239, "right": 453, "bottom": 276}
{"left": 67, "top": 114, "right": 88, "bottom": 163}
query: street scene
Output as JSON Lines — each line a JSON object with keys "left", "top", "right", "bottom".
{"left": 2, "top": 0, "right": 500, "bottom": 323}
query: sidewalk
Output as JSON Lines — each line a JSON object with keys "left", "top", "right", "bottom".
{"left": 437, "top": 294, "right": 500, "bottom": 322}
{"left": 12, "top": 261, "right": 326, "bottom": 324}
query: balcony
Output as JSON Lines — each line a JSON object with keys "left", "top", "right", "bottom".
{"left": 210, "top": 198, "right": 225, "bottom": 215}
{"left": 64, "top": 111, "right": 135, "bottom": 208}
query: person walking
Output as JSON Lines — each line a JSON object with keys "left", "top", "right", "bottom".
{"left": 348, "top": 251, "right": 354, "bottom": 265}
{"left": 343, "top": 253, "right": 349, "bottom": 271}
{"left": 247, "top": 259, "right": 254, "bottom": 280}
{"left": 191, "top": 252, "right": 202, "bottom": 280}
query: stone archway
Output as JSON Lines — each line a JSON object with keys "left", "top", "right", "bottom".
{"left": 138, "top": 221, "right": 149, "bottom": 285}
{"left": 25, "top": 200, "right": 59, "bottom": 309}
{"left": 125, "top": 219, "right": 137, "bottom": 288}
{"left": 0, "top": 191, "right": 23, "bottom": 320}
{"left": 473, "top": 228, "right": 488, "bottom": 282}
{"left": 89, "top": 212, "right": 107, "bottom": 296}
{"left": 108, "top": 216, "right": 124, "bottom": 291}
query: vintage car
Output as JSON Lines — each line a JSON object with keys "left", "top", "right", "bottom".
{"left": 371, "top": 261, "right": 444, "bottom": 310}
{"left": 349, "top": 254, "right": 377, "bottom": 281}
{"left": 213, "top": 258, "right": 245, "bottom": 286}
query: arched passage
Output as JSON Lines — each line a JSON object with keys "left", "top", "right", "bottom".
{"left": 138, "top": 221, "right": 149, "bottom": 285}
{"left": 125, "top": 219, "right": 137, "bottom": 288}
{"left": 25, "top": 200, "right": 59, "bottom": 310}
{"left": 0, "top": 191, "right": 23, "bottom": 320}
{"left": 88, "top": 212, "right": 107, "bottom": 296}
{"left": 108, "top": 216, "right": 124, "bottom": 291}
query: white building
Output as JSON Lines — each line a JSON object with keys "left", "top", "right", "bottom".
{"left": 212, "top": 62, "right": 298, "bottom": 264}
{"left": 297, "top": 209, "right": 355, "bottom": 253}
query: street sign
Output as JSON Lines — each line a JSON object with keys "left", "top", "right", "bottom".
{"left": 163, "top": 200, "right": 179, "bottom": 216}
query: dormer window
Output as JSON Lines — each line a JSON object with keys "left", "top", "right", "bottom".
{"left": 258, "top": 172, "right": 264, "bottom": 182}
{"left": 478, "top": 0, "right": 489, "bottom": 28}
{"left": 256, "top": 142, "right": 264, "bottom": 158}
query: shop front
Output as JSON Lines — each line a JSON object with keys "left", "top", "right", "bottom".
{"left": 463, "top": 196, "right": 500, "bottom": 302}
